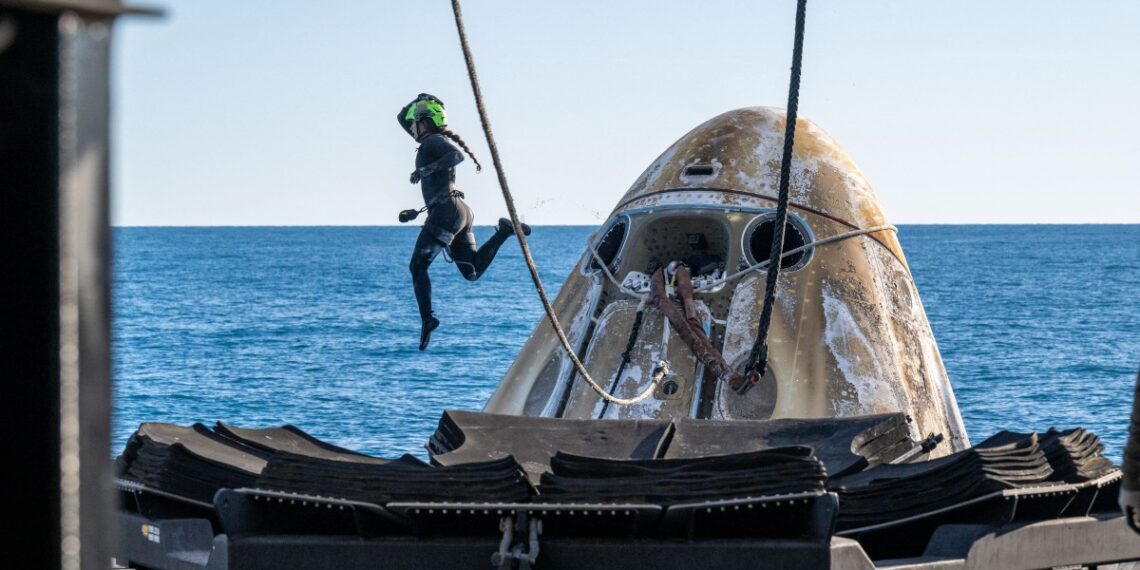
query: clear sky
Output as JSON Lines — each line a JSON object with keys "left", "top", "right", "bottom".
{"left": 111, "top": 1, "right": 1139, "bottom": 226}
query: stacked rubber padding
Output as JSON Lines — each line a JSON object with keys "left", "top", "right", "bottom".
{"left": 255, "top": 453, "right": 534, "bottom": 504}
{"left": 537, "top": 447, "right": 827, "bottom": 504}
{"left": 832, "top": 433, "right": 1051, "bottom": 528}
{"left": 214, "top": 422, "right": 390, "bottom": 465}
{"left": 117, "top": 421, "right": 534, "bottom": 506}
{"left": 431, "top": 410, "right": 914, "bottom": 482}
{"left": 664, "top": 413, "right": 914, "bottom": 479}
{"left": 829, "top": 428, "right": 1119, "bottom": 530}
{"left": 430, "top": 410, "right": 672, "bottom": 482}
{"left": 979, "top": 427, "right": 1116, "bottom": 483}
{"left": 118, "top": 423, "right": 270, "bottom": 503}
{"left": 117, "top": 416, "right": 1116, "bottom": 527}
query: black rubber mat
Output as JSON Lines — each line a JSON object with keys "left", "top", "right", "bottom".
{"left": 830, "top": 431, "right": 1065, "bottom": 529}
{"left": 429, "top": 410, "right": 671, "bottom": 481}
{"left": 214, "top": 422, "right": 388, "bottom": 464}
{"left": 117, "top": 415, "right": 1115, "bottom": 531}
{"left": 537, "top": 447, "right": 826, "bottom": 504}
{"left": 119, "top": 422, "right": 270, "bottom": 503}
{"left": 255, "top": 453, "right": 534, "bottom": 504}
{"left": 983, "top": 427, "right": 1116, "bottom": 483}
{"left": 665, "top": 414, "right": 913, "bottom": 478}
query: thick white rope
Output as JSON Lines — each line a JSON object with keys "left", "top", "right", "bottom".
{"left": 451, "top": 0, "right": 663, "bottom": 406}
{"left": 586, "top": 244, "right": 650, "bottom": 300}
{"left": 451, "top": 0, "right": 887, "bottom": 407}
{"left": 586, "top": 224, "right": 898, "bottom": 297}
{"left": 694, "top": 224, "right": 898, "bottom": 292}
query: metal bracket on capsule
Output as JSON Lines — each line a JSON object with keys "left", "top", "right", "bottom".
{"left": 732, "top": 370, "right": 762, "bottom": 396}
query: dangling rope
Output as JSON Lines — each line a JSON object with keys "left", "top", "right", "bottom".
{"left": 738, "top": 0, "right": 809, "bottom": 395}
{"left": 450, "top": 0, "right": 666, "bottom": 406}
{"left": 597, "top": 301, "right": 648, "bottom": 419}
{"left": 585, "top": 224, "right": 898, "bottom": 299}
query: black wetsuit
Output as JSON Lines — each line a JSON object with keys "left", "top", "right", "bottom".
{"left": 403, "top": 128, "right": 512, "bottom": 322}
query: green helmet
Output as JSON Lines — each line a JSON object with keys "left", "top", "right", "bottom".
{"left": 404, "top": 94, "right": 447, "bottom": 128}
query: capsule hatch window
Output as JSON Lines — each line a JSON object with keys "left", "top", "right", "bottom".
{"left": 741, "top": 212, "right": 815, "bottom": 272}
{"left": 587, "top": 215, "right": 629, "bottom": 273}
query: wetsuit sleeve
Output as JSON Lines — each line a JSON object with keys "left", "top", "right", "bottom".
{"left": 397, "top": 102, "right": 414, "bottom": 138}
{"left": 417, "top": 135, "right": 465, "bottom": 176}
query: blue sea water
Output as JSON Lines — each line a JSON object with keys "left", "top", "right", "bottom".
{"left": 113, "top": 225, "right": 1140, "bottom": 460}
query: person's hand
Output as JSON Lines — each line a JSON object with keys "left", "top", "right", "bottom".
{"left": 409, "top": 169, "right": 423, "bottom": 184}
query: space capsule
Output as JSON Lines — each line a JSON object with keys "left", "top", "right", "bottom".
{"left": 484, "top": 107, "right": 969, "bottom": 456}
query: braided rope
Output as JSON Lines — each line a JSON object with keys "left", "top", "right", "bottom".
{"left": 744, "top": 0, "right": 809, "bottom": 387}
{"left": 450, "top": 0, "right": 664, "bottom": 406}
{"left": 598, "top": 302, "right": 649, "bottom": 419}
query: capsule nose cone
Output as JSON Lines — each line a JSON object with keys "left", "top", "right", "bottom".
{"left": 615, "top": 107, "right": 905, "bottom": 266}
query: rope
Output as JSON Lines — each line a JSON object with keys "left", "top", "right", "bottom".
{"left": 450, "top": 0, "right": 664, "bottom": 406}
{"left": 598, "top": 303, "right": 648, "bottom": 418}
{"left": 586, "top": 242, "right": 649, "bottom": 300}
{"left": 585, "top": 224, "right": 897, "bottom": 298}
{"left": 696, "top": 225, "right": 895, "bottom": 292}
{"left": 742, "top": 0, "right": 809, "bottom": 392}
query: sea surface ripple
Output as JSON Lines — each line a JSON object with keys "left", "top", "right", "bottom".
{"left": 113, "top": 225, "right": 1139, "bottom": 460}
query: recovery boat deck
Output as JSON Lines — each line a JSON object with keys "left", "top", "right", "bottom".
{"left": 113, "top": 411, "right": 1135, "bottom": 569}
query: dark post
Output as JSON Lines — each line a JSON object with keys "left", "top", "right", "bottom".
{"left": 2, "top": 8, "right": 65, "bottom": 569}
{"left": 1122, "top": 366, "right": 1140, "bottom": 533}
{"left": 0, "top": 1, "right": 149, "bottom": 567}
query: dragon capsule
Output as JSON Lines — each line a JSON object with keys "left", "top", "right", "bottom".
{"left": 484, "top": 107, "right": 969, "bottom": 456}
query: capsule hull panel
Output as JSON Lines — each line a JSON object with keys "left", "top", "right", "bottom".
{"left": 484, "top": 107, "right": 969, "bottom": 455}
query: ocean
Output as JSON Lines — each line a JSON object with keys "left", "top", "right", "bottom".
{"left": 112, "top": 225, "right": 1140, "bottom": 460}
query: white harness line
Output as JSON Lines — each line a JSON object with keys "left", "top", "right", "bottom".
{"left": 586, "top": 224, "right": 899, "bottom": 297}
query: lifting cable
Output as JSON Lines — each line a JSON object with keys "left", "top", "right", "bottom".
{"left": 450, "top": 0, "right": 666, "bottom": 406}
{"left": 737, "top": 0, "right": 810, "bottom": 395}
{"left": 450, "top": 0, "right": 811, "bottom": 404}
{"left": 586, "top": 224, "right": 898, "bottom": 300}
{"left": 597, "top": 301, "right": 649, "bottom": 419}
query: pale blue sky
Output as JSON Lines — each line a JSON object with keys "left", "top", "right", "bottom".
{"left": 112, "top": 1, "right": 1139, "bottom": 226}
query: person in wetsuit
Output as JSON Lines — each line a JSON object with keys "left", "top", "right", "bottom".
{"left": 398, "top": 93, "right": 531, "bottom": 350}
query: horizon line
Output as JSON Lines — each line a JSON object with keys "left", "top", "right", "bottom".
{"left": 110, "top": 222, "right": 1140, "bottom": 229}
